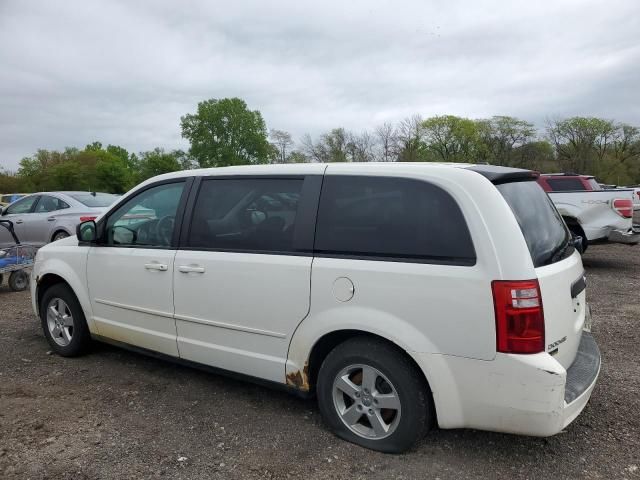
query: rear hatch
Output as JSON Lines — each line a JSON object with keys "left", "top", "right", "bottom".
{"left": 497, "top": 180, "right": 585, "bottom": 369}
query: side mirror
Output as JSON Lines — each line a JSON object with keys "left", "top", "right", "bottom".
{"left": 0, "top": 207, "right": 6, "bottom": 216}
{"left": 571, "top": 234, "right": 584, "bottom": 254}
{"left": 77, "top": 220, "right": 97, "bottom": 243}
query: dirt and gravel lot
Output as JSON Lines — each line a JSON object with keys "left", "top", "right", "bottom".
{"left": 0, "top": 244, "right": 639, "bottom": 480}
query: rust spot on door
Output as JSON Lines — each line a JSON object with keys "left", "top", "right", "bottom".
{"left": 286, "top": 363, "right": 310, "bottom": 392}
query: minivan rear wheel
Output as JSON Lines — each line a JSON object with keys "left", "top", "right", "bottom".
{"left": 317, "top": 337, "right": 433, "bottom": 453}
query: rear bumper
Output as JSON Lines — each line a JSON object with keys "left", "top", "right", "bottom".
{"left": 607, "top": 228, "right": 640, "bottom": 244}
{"left": 415, "top": 332, "right": 601, "bottom": 436}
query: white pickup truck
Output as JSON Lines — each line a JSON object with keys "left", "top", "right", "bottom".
{"left": 548, "top": 189, "right": 639, "bottom": 251}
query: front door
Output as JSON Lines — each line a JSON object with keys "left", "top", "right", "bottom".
{"left": 0, "top": 195, "right": 39, "bottom": 246}
{"left": 173, "top": 176, "right": 318, "bottom": 382}
{"left": 86, "top": 180, "right": 188, "bottom": 356}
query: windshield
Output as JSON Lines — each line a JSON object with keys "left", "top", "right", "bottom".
{"left": 69, "top": 193, "right": 119, "bottom": 208}
{"left": 497, "top": 181, "right": 572, "bottom": 267}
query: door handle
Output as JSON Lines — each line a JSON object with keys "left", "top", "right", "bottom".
{"left": 144, "top": 263, "right": 168, "bottom": 271}
{"left": 15, "top": 219, "right": 23, "bottom": 224}
{"left": 178, "top": 265, "right": 205, "bottom": 274}
{"left": 47, "top": 217, "right": 56, "bottom": 222}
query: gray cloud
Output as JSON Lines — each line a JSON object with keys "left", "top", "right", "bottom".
{"left": 1, "top": 0, "right": 639, "bottom": 169}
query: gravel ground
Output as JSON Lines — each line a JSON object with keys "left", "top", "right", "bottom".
{"left": 1, "top": 244, "right": 639, "bottom": 480}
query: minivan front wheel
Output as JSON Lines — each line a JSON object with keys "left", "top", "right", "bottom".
{"left": 40, "top": 284, "right": 91, "bottom": 356}
{"left": 317, "top": 337, "right": 433, "bottom": 453}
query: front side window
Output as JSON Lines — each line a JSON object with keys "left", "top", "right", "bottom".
{"left": 188, "top": 178, "right": 303, "bottom": 253}
{"left": 6, "top": 196, "right": 38, "bottom": 215}
{"left": 314, "top": 176, "right": 476, "bottom": 264}
{"left": 104, "top": 182, "right": 185, "bottom": 247}
{"left": 35, "top": 195, "right": 70, "bottom": 213}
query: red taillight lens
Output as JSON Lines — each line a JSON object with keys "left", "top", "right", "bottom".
{"left": 612, "top": 198, "right": 633, "bottom": 218}
{"left": 492, "top": 280, "right": 545, "bottom": 354}
{"left": 80, "top": 216, "right": 97, "bottom": 222}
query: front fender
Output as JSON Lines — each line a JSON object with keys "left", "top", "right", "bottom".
{"left": 33, "top": 248, "right": 95, "bottom": 333}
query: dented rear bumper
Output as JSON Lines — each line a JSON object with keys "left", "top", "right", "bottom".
{"left": 413, "top": 332, "right": 600, "bottom": 436}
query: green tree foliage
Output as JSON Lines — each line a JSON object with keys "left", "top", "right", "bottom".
{"left": 136, "top": 148, "right": 183, "bottom": 182}
{"left": 421, "top": 115, "right": 480, "bottom": 162}
{"left": 181, "top": 98, "right": 272, "bottom": 167}
{"left": 546, "top": 117, "right": 640, "bottom": 184}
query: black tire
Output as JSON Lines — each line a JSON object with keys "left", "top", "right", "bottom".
{"left": 317, "top": 337, "right": 433, "bottom": 453}
{"left": 8, "top": 270, "right": 29, "bottom": 291}
{"left": 0, "top": 273, "right": 4, "bottom": 286}
{"left": 52, "top": 230, "right": 69, "bottom": 242}
{"left": 39, "top": 283, "right": 91, "bottom": 356}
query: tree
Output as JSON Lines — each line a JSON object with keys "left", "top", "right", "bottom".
{"left": 287, "top": 151, "right": 308, "bottom": 163}
{"left": 346, "top": 131, "right": 376, "bottom": 162}
{"left": 375, "top": 122, "right": 397, "bottom": 162}
{"left": 476, "top": 116, "right": 536, "bottom": 166}
{"left": 422, "top": 115, "right": 479, "bottom": 162}
{"left": 396, "top": 115, "right": 425, "bottom": 162}
{"left": 181, "top": 98, "right": 272, "bottom": 167}
{"left": 137, "top": 148, "right": 183, "bottom": 182}
{"left": 546, "top": 117, "right": 616, "bottom": 173}
{"left": 270, "top": 129, "right": 294, "bottom": 163}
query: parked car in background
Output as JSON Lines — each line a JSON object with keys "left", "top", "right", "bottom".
{"left": 0, "top": 193, "right": 27, "bottom": 207}
{"left": 535, "top": 173, "right": 638, "bottom": 250}
{"left": 0, "top": 192, "right": 119, "bottom": 247}
{"left": 630, "top": 186, "right": 640, "bottom": 212}
{"left": 537, "top": 173, "right": 601, "bottom": 192}
{"left": 547, "top": 189, "right": 638, "bottom": 251}
{"left": 32, "top": 163, "right": 600, "bottom": 453}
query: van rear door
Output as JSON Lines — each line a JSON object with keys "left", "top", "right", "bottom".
{"left": 497, "top": 181, "right": 585, "bottom": 369}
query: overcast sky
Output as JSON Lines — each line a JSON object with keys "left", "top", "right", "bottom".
{"left": 1, "top": 0, "right": 639, "bottom": 169}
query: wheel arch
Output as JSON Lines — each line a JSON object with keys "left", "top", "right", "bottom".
{"left": 50, "top": 228, "right": 72, "bottom": 243}
{"left": 34, "top": 259, "right": 96, "bottom": 333}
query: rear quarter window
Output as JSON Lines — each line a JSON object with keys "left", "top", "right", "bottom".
{"left": 314, "top": 175, "right": 476, "bottom": 265}
{"left": 497, "top": 181, "right": 572, "bottom": 267}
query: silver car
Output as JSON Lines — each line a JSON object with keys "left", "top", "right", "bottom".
{"left": 0, "top": 192, "right": 119, "bottom": 247}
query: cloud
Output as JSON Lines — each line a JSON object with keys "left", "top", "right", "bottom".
{"left": 0, "top": 0, "right": 638, "bottom": 169}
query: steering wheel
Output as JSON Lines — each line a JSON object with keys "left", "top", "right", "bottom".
{"left": 155, "top": 215, "right": 175, "bottom": 246}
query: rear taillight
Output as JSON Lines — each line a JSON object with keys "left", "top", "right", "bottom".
{"left": 612, "top": 198, "right": 633, "bottom": 218}
{"left": 492, "top": 280, "right": 545, "bottom": 354}
{"left": 80, "top": 216, "right": 97, "bottom": 222}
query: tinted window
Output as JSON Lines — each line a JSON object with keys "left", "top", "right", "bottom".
{"left": 6, "top": 196, "right": 38, "bottom": 215}
{"left": 497, "top": 181, "right": 572, "bottom": 267}
{"left": 70, "top": 193, "right": 119, "bottom": 207}
{"left": 35, "top": 195, "right": 70, "bottom": 213}
{"left": 189, "top": 178, "right": 303, "bottom": 253}
{"left": 546, "top": 178, "right": 585, "bottom": 191}
{"left": 314, "top": 176, "right": 475, "bottom": 264}
{"left": 105, "top": 182, "right": 185, "bottom": 247}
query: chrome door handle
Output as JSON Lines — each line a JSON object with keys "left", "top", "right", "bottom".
{"left": 178, "top": 265, "right": 205, "bottom": 274}
{"left": 144, "top": 263, "right": 168, "bottom": 271}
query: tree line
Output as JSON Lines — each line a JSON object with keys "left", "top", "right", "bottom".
{"left": 2, "top": 97, "right": 639, "bottom": 194}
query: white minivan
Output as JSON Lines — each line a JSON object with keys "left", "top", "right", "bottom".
{"left": 31, "top": 163, "right": 600, "bottom": 452}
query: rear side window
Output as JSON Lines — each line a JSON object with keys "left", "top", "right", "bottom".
{"left": 314, "top": 176, "right": 476, "bottom": 265}
{"left": 546, "top": 178, "right": 585, "bottom": 191}
{"left": 586, "top": 178, "right": 601, "bottom": 190}
{"left": 497, "top": 181, "right": 572, "bottom": 267}
{"left": 35, "top": 195, "right": 70, "bottom": 213}
{"left": 188, "top": 178, "right": 303, "bottom": 253}
{"left": 70, "top": 193, "right": 119, "bottom": 207}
